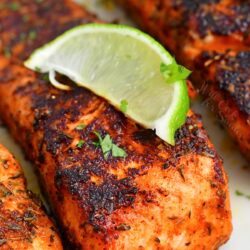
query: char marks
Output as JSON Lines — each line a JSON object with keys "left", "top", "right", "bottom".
{"left": 11, "top": 74, "right": 221, "bottom": 231}
{"left": 174, "top": 0, "right": 250, "bottom": 38}
{"left": 0, "top": 0, "right": 96, "bottom": 60}
{"left": 175, "top": 0, "right": 220, "bottom": 12}
{"left": 217, "top": 51, "right": 250, "bottom": 115}
{"left": 200, "top": 51, "right": 250, "bottom": 115}
{"left": 196, "top": 2, "right": 250, "bottom": 37}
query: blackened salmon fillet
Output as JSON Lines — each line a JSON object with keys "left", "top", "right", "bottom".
{"left": 0, "top": 144, "right": 62, "bottom": 249}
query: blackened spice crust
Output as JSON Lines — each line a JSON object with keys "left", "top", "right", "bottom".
{"left": 174, "top": 1, "right": 250, "bottom": 38}
{"left": 199, "top": 51, "right": 250, "bottom": 115}
{"left": 0, "top": 0, "right": 230, "bottom": 246}
{"left": 217, "top": 51, "right": 250, "bottom": 115}
{"left": 196, "top": 3, "right": 250, "bottom": 38}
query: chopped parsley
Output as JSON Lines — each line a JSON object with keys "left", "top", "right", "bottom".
{"left": 9, "top": 2, "right": 20, "bottom": 11}
{"left": 28, "top": 30, "right": 37, "bottom": 40}
{"left": 3, "top": 47, "right": 11, "bottom": 58}
{"left": 120, "top": 99, "right": 128, "bottom": 113}
{"left": 76, "top": 139, "right": 85, "bottom": 149}
{"left": 235, "top": 190, "right": 250, "bottom": 200}
{"left": 35, "top": 66, "right": 41, "bottom": 72}
{"left": 75, "top": 124, "right": 86, "bottom": 130}
{"left": 0, "top": 3, "right": 21, "bottom": 11}
{"left": 112, "top": 144, "right": 126, "bottom": 157}
{"left": 160, "top": 60, "right": 191, "bottom": 84}
{"left": 94, "top": 132, "right": 127, "bottom": 159}
{"left": 42, "top": 73, "right": 49, "bottom": 81}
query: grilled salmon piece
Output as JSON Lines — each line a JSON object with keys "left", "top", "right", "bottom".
{"left": 0, "top": 0, "right": 231, "bottom": 249}
{"left": 117, "top": 0, "right": 250, "bottom": 160}
{"left": 0, "top": 144, "right": 62, "bottom": 249}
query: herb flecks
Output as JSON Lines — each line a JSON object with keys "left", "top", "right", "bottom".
{"left": 35, "top": 66, "right": 41, "bottom": 72}
{"left": 76, "top": 139, "right": 85, "bottom": 149}
{"left": 0, "top": 2, "right": 20, "bottom": 11}
{"left": 3, "top": 47, "right": 11, "bottom": 58}
{"left": 9, "top": 2, "right": 20, "bottom": 11}
{"left": 120, "top": 99, "right": 128, "bottom": 113}
{"left": 28, "top": 30, "right": 37, "bottom": 41}
{"left": 160, "top": 60, "right": 191, "bottom": 84}
{"left": 75, "top": 124, "right": 86, "bottom": 130}
{"left": 94, "top": 132, "right": 126, "bottom": 159}
{"left": 235, "top": 190, "right": 250, "bottom": 200}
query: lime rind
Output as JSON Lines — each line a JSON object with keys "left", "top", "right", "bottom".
{"left": 25, "top": 23, "right": 190, "bottom": 145}
{"left": 154, "top": 80, "right": 189, "bottom": 145}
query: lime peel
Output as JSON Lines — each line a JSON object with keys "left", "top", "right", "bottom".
{"left": 24, "top": 23, "right": 190, "bottom": 145}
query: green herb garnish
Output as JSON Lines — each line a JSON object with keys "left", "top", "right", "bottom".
{"left": 94, "top": 131, "right": 126, "bottom": 159}
{"left": 112, "top": 144, "right": 126, "bottom": 157}
{"left": 28, "top": 30, "right": 37, "bottom": 40}
{"left": 35, "top": 66, "right": 41, "bottom": 72}
{"left": 9, "top": 2, "right": 20, "bottom": 11}
{"left": 76, "top": 124, "right": 86, "bottom": 130}
{"left": 235, "top": 190, "right": 250, "bottom": 200}
{"left": 42, "top": 73, "right": 49, "bottom": 81}
{"left": 4, "top": 47, "right": 11, "bottom": 58}
{"left": 76, "top": 139, "right": 85, "bottom": 149}
{"left": 120, "top": 99, "right": 128, "bottom": 113}
{"left": 160, "top": 60, "right": 191, "bottom": 84}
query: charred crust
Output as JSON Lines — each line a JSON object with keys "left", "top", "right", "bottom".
{"left": 216, "top": 51, "right": 250, "bottom": 115}
{"left": 0, "top": 0, "right": 96, "bottom": 60}
{"left": 173, "top": 0, "right": 220, "bottom": 12}
{"left": 196, "top": 3, "right": 250, "bottom": 38}
{"left": 173, "top": 1, "right": 250, "bottom": 38}
{"left": 171, "top": 116, "right": 217, "bottom": 164}
{"left": 199, "top": 51, "right": 250, "bottom": 115}
{"left": 133, "top": 129, "right": 156, "bottom": 143}
{"left": 13, "top": 77, "right": 224, "bottom": 230}
{"left": 56, "top": 165, "right": 138, "bottom": 230}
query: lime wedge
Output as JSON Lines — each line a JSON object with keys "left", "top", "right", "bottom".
{"left": 25, "top": 24, "right": 190, "bottom": 145}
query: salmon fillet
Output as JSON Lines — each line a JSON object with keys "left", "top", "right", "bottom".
{"left": 0, "top": 144, "right": 62, "bottom": 249}
{"left": 0, "top": 0, "right": 231, "bottom": 249}
{"left": 117, "top": 0, "right": 250, "bottom": 160}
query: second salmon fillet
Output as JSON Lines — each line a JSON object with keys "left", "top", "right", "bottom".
{"left": 0, "top": 0, "right": 232, "bottom": 249}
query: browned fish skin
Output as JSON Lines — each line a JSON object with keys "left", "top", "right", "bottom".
{"left": 0, "top": 144, "right": 62, "bottom": 249}
{"left": 117, "top": 0, "right": 250, "bottom": 160}
{"left": 0, "top": 0, "right": 231, "bottom": 249}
